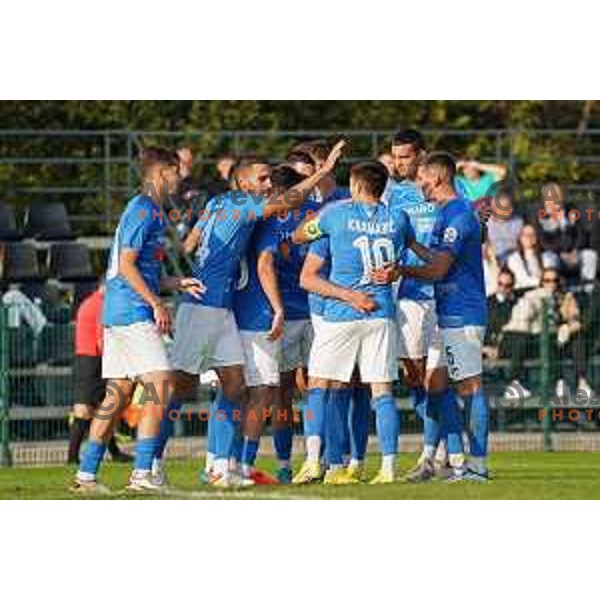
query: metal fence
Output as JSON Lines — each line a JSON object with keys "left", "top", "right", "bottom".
{"left": 1, "top": 128, "right": 600, "bottom": 465}
{"left": 1, "top": 295, "right": 600, "bottom": 467}
{"left": 1, "top": 128, "right": 599, "bottom": 235}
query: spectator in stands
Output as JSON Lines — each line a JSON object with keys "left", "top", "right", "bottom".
{"left": 506, "top": 224, "right": 548, "bottom": 291}
{"left": 483, "top": 267, "right": 518, "bottom": 359}
{"left": 68, "top": 283, "right": 130, "bottom": 465}
{"left": 535, "top": 183, "right": 598, "bottom": 288}
{"left": 456, "top": 158, "right": 507, "bottom": 202}
{"left": 483, "top": 241, "right": 501, "bottom": 296}
{"left": 486, "top": 187, "right": 524, "bottom": 263}
{"left": 377, "top": 152, "right": 395, "bottom": 176}
{"left": 502, "top": 267, "right": 593, "bottom": 400}
{"left": 205, "top": 154, "right": 236, "bottom": 199}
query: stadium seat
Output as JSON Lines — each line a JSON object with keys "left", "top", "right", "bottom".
{"left": 24, "top": 202, "right": 74, "bottom": 241}
{"left": 34, "top": 373, "right": 75, "bottom": 407}
{"left": 0, "top": 202, "right": 22, "bottom": 241}
{"left": 36, "top": 323, "right": 74, "bottom": 366}
{"left": 7, "top": 327, "right": 35, "bottom": 368}
{"left": 48, "top": 242, "right": 94, "bottom": 281}
{"left": 2, "top": 242, "right": 41, "bottom": 281}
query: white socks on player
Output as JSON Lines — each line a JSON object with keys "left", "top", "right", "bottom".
{"left": 213, "top": 458, "right": 229, "bottom": 476}
{"left": 381, "top": 454, "right": 395, "bottom": 475}
{"left": 470, "top": 456, "right": 487, "bottom": 474}
{"left": 205, "top": 451, "right": 215, "bottom": 473}
{"left": 306, "top": 435, "right": 321, "bottom": 463}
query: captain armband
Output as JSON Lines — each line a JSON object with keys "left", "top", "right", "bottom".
{"left": 303, "top": 219, "right": 323, "bottom": 241}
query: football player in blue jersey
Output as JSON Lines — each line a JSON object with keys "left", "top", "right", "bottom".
{"left": 388, "top": 152, "right": 489, "bottom": 480}
{"left": 293, "top": 161, "right": 415, "bottom": 484}
{"left": 386, "top": 130, "right": 466, "bottom": 481}
{"left": 72, "top": 147, "right": 204, "bottom": 494}
{"left": 164, "top": 142, "right": 346, "bottom": 488}
{"left": 255, "top": 165, "right": 322, "bottom": 482}
{"left": 233, "top": 226, "right": 284, "bottom": 485}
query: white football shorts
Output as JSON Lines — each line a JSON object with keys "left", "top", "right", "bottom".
{"left": 170, "top": 303, "right": 245, "bottom": 375}
{"left": 308, "top": 318, "right": 397, "bottom": 383}
{"left": 239, "top": 330, "right": 281, "bottom": 387}
{"left": 103, "top": 321, "right": 170, "bottom": 380}
{"left": 441, "top": 326, "right": 485, "bottom": 381}
{"left": 396, "top": 298, "right": 444, "bottom": 369}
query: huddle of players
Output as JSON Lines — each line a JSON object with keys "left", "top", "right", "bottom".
{"left": 72, "top": 131, "right": 488, "bottom": 493}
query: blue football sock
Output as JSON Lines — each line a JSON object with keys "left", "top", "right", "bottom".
{"left": 423, "top": 392, "right": 443, "bottom": 448}
{"left": 372, "top": 394, "right": 400, "bottom": 456}
{"left": 273, "top": 428, "right": 293, "bottom": 463}
{"left": 410, "top": 387, "right": 427, "bottom": 421}
{"left": 467, "top": 388, "right": 489, "bottom": 458}
{"left": 325, "top": 388, "right": 351, "bottom": 466}
{"left": 134, "top": 437, "right": 160, "bottom": 472}
{"left": 350, "top": 387, "right": 370, "bottom": 461}
{"left": 242, "top": 438, "right": 259, "bottom": 467}
{"left": 79, "top": 439, "right": 107, "bottom": 477}
{"left": 155, "top": 399, "right": 182, "bottom": 460}
{"left": 232, "top": 428, "right": 244, "bottom": 463}
{"left": 214, "top": 395, "right": 239, "bottom": 460}
{"left": 304, "top": 388, "right": 327, "bottom": 438}
{"left": 440, "top": 388, "right": 464, "bottom": 456}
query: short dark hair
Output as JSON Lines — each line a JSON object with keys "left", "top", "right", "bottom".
{"left": 139, "top": 146, "right": 179, "bottom": 174}
{"left": 271, "top": 164, "right": 306, "bottom": 191}
{"left": 350, "top": 161, "right": 389, "bottom": 198}
{"left": 231, "top": 156, "right": 269, "bottom": 186}
{"left": 392, "top": 129, "right": 426, "bottom": 152}
{"left": 290, "top": 140, "right": 330, "bottom": 162}
{"left": 421, "top": 151, "right": 457, "bottom": 182}
{"left": 285, "top": 150, "right": 315, "bottom": 167}
{"left": 498, "top": 267, "right": 515, "bottom": 284}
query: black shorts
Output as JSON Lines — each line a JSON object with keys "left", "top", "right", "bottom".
{"left": 73, "top": 355, "right": 106, "bottom": 407}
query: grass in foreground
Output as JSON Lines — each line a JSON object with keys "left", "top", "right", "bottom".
{"left": 1, "top": 452, "right": 600, "bottom": 499}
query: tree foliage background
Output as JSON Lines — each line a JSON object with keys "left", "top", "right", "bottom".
{"left": 0, "top": 101, "right": 597, "bottom": 232}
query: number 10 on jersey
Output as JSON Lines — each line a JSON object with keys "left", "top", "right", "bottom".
{"left": 352, "top": 235, "right": 395, "bottom": 284}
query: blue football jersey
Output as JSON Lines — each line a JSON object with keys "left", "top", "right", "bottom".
{"left": 306, "top": 237, "right": 331, "bottom": 317}
{"left": 103, "top": 195, "right": 167, "bottom": 326}
{"left": 260, "top": 201, "right": 320, "bottom": 321}
{"left": 233, "top": 228, "right": 279, "bottom": 332}
{"left": 185, "top": 191, "right": 267, "bottom": 309}
{"left": 315, "top": 199, "right": 415, "bottom": 322}
{"left": 385, "top": 180, "right": 437, "bottom": 302}
{"left": 430, "top": 197, "right": 487, "bottom": 328}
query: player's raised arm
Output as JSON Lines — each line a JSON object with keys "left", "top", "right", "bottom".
{"left": 300, "top": 253, "right": 377, "bottom": 314}
{"left": 263, "top": 140, "right": 346, "bottom": 219}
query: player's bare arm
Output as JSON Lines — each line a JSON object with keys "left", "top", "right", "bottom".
{"left": 400, "top": 240, "right": 454, "bottom": 280}
{"left": 182, "top": 226, "right": 202, "bottom": 254}
{"left": 119, "top": 249, "right": 171, "bottom": 333}
{"left": 263, "top": 140, "right": 346, "bottom": 219}
{"left": 161, "top": 276, "right": 205, "bottom": 299}
{"left": 300, "top": 253, "right": 377, "bottom": 314}
{"left": 257, "top": 250, "right": 285, "bottom": 341}
{"left": 370, "top": 240, "right": 454, "bottom": 284}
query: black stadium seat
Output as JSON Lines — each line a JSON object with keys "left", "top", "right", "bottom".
{"left": 24, "top": 202, "right": 74, "bottom": 240}
{"left": 48, "top": 242, "right": 94, "bottom": 281}
{"left": 0, "top": 202, "right": 22, "bottom": 241}
{"left": 2, "top": 242, "right": 41, "bottom": 281}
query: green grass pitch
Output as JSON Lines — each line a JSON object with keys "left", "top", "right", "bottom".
{"left": 1, "top": 452, "right": 599, "bottom": 499}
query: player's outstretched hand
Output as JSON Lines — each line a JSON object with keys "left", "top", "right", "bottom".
{"left": 268, "top": 310, "right": 285, "bottom": 341}
{"left": 347, "top": 290, "right": 378, "bottom": 313}
{"left": 177, "top": 277, "right": 206, "bottom": 299}
{"left": 322, "top": 139, "right": 347, "bottom": 173}
{"left": 153, "top": 301, "right": 172, "bottom": 335}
